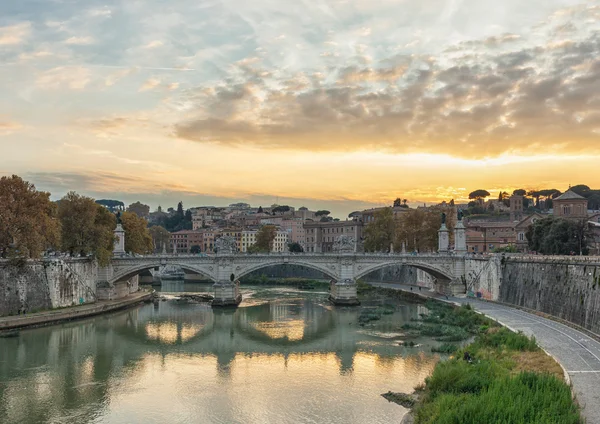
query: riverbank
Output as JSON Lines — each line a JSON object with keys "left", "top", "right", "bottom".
{"left": 410, "top": 326, "right": 580, "bottom": 423}
{"left": 0, "top": 290, "right": 152, "bottom": 332}
{"left": 369, "top": 283, "right": 597, "bottom": 423}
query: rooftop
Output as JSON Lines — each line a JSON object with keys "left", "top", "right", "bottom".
{"left": 554, "top": 190, "right": 586, "bottom": 201}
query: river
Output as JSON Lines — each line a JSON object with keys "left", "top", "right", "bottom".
{"left": 0, "top": 283, "right": 441, "bottom": 424}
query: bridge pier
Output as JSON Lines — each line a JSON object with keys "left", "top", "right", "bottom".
{"left": 329, "top": 279, "right": 360, "bottom": 306}
{"left": 212, "top": 281, "right": 242, "bottom": 307}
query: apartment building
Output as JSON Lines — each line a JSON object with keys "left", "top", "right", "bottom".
{"left": 304, "top": 220, "right": 363, "bottom": 253}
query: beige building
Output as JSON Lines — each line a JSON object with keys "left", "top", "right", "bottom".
{"left": 553, "top": 190, "right": 588, "bottom": 219}
{"left": 241, "top": 229, "right": 289, "bottom": 252}
{"left": 304, "top": 220, "right": 363, "bottom": 253}
{"left": 466, "top": 213, "right": 542, "bottom": 253}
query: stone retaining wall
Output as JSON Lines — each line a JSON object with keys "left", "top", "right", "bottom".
{"left": 0, "top": 259, "right": 96, "bottom": 317}
{"left": 500, "top": 256, "right": 600, "bottom": 334}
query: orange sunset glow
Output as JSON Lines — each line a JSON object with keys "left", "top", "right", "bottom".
{"left": 1, "top": 0, "right": 599, "bottom": 216}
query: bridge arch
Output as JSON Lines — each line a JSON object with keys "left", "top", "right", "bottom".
{"left": 109, "top": 262, "right": 217, "bottom": 285}
{"left": 235, "top": 259, "right": 338, "bottom": 282}
{"left": 355, "top": 260, "right": 454, "bottom": 282}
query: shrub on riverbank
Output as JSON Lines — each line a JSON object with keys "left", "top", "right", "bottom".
{"left": 431, "top": 343, "right": 458, "bottom": 354}
{"left": 357, "top": 304, "right": 395, "bottom": 325}
{"left": 403, "top": 300, "right": 494, "bottom": 343}
{"left": 413, "top": 327, "right": 581, "bottom": 424}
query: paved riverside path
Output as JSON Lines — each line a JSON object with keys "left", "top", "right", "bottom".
{"left": 370, "top": 282, "right": 600, "bottom": 424}
{"left": 0, "top": 290, "right": 152, "bottom": 331}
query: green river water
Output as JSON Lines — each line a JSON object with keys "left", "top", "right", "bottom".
{"left": 0, "top": 283, "right": 441, "bottom": 424}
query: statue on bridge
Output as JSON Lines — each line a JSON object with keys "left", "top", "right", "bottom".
{"left": 215, "top": 236, "right": 237, "bottom": 255}
{"left": 333, "top": 235, "right": 355, "bottom": 253}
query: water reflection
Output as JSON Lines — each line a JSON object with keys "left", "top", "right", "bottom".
{"left": 0, "top": 286, "right": 440, "bottom": 424}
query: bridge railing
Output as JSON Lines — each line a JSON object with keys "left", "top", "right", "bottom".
{"left": 110, "top": 251, "right": 464, "bottom": 260}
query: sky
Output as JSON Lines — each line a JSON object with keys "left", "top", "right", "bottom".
{"left": 1, "top": 0, "right": 599, "bottom": 218}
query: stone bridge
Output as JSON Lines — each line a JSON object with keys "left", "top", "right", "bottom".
{"left": 98, "top": 252, "right": 467, "bottom": 306}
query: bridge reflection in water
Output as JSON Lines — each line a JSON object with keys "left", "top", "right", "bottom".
{"left": 0, "top": 290, "right": 438, "bottom": 424}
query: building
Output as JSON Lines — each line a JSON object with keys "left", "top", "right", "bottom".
{"left": 510, "top": 195, "right": 524, "bottom": 222}
{"left": 360, "top": 206, "right": 411, "bottom": 223}
{"left": 295, "top": 207, "right": 317, "bottom": 222}
{"left": 240, "top": 229, "right": 289, "bottom": 252}
{"left": 260, "top": 217, "right": 306, "bottom": 248}
{"left": 200, "top": 230, "right": 218, "bottom": 253}
{"left": 466, "top": 213, "right": 543, "bottom": 253}
{"left": 221, "top": 229, "right": 242, "bottom": 252}
{"left": 170, "top": 230, "right": 203, "bottom": 253}
{"left": 465, "top": 221, "right": 515, "bottom": 253}
{"left": 304, "top": 220, "right": 363, "bottom": 253}
{"left": 514, "top": 214, "right": 543, "bottom": 251}
{"left": 553, "top": 189, "right": 588, "bottom": 219}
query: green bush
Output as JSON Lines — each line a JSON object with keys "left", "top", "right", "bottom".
{"left": 424, "top": 359, "right": 506, "bottom": 400}
{"left": 471, "top": 328, "right": 538, "bottom": 352}
{"left": 431, "top": 343, "right": 459, "bottom": 354}
{"left": 415, "top": 372, "right": 581, "bottom": 424}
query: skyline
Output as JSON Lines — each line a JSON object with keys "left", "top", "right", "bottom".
{"left": 1, "top": 0, "right": 599, "bottom": 217}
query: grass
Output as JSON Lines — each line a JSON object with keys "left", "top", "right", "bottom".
{"left": 403, "top": 300, "right": 494, "bottom": 344}
{"left": 431, "top": 343, "right": 459, "bottom": 354}
{"left": 357, "top": 304, "right": 396, "bottom": 325}
{"left": 413, "top": 326, "right": 582, "bottom": 424}
{"left": 356, "top": 279, "right": 375, "bottom": 294}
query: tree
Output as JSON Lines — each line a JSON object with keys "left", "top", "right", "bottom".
{"left": 272, "top": 205, "right": 291, "bottom": 213}
{"left": 570, "top": 185, "right": 591, "bottom": 197}
{"left": 190, "top": 245, "right": 201, "bottom": 254}
{"left": 512, "top": 189, "right": 527, "bottom": 196}
{"left": 96, "top": 199, "right": 125, "bottom": 212}
{"left": 120, "top": 211, "right": 153, "bottom": 254}
{"left": 315, "top": 210, "right": 330, "bottom": 217}
{"left": 468, "top": 189, "right": 490, "bottom": 200}
{"left": 498, "top": 191, "right": 509, "bottom": 201}
{"left": 185, "top": 209, "right": 193, "bottom": 223}
{"left": 58, "top": 192, "right": 115, "bottom": 265}
{"left": 0, "top": 175, "right": 61, "bottom": 259}
{"left": 393, "top": 198, "right": 402, "bottom": 207}
{"left": 288, "top": 242, "right": 304, "bottom": 252}
{"left": 537, "top": 189, "right": 561, "bottom": 210}
{"left": 363, "top": 207, "right": 396, "bottom": 252}
{"left": 526, "top": 217, "right": 591, "bottom": 255}
{"left": 126, "top": 201, "right": 150, "bottom": 218}
{"left": 250, "top": 225, "right": 277, "bottom": 252}
{"left": 449, "top": 199, "right": 455, "bottom": 206}
{"left": 149, "top": 225, "right": 170, "bottom": 253}
{"left": 176, "top": 201, "right": 184, "bottom": 219}
{"left": 320, "top": 216, "right": 333, "bottom": 222}
{"left": 396, "top": 206, "right": 456, "bottom": 253}
{"left": 403, "top": 199, "right": 408, "bottom": 206}
{"left": 258, "top": 206, "right": 263, "bottom": 213}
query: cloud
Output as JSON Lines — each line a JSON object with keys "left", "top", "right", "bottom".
{"left": 139, "top": 78, "right": 161, "bottom": 92}
{"left": 0, "top": 121, "right": 22, "bottom": 136}
{"left": 36, "top": 67, "right": 92, "bottom": 90}
{"left": 172, "top": 3, "right": 600, "bottom": 159}
{"left": 143, "top": 40, "right": 164, "bottom": 49}
{"left": 0, "top": 22, "right": 31, "bottom": 45}
{"left": 64, "top": 36, "right": 95, "bottom": 45}
{"left": 105, "top": 67, "right": 137, "bottom": 86}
